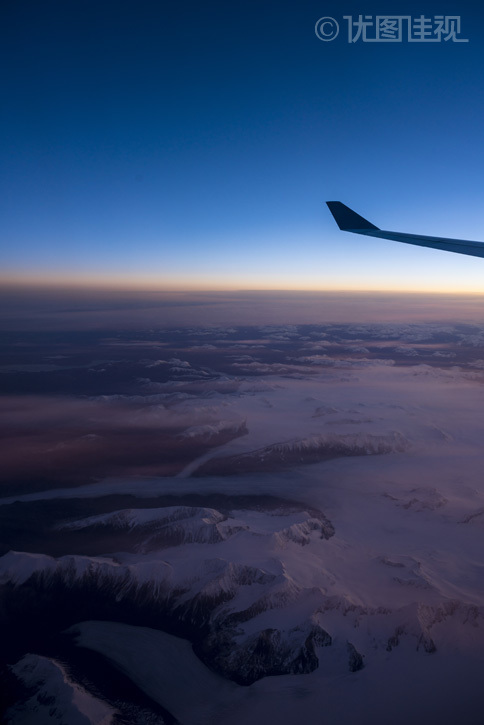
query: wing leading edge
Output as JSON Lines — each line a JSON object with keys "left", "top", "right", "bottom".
{"left": 326, "top": 201, "right": 484, "bottom": 259}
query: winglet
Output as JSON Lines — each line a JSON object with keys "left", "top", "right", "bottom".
{"left": 326, "top": 201, "right": 379, "bottom": 231}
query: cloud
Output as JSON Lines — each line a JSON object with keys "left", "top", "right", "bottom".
{"left": 5, "top": 290, "right": 484, "bottom": 331}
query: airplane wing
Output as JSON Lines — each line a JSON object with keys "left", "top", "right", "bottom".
{"left": 326, "top": 201, "right": 484, "bottom": 259}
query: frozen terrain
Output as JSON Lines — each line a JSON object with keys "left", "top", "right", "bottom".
{"left": 5, "top": 654, "right": 118, "bottom": 725}
{"left": 2, "top": 321, "right": 484, "bottom": 723}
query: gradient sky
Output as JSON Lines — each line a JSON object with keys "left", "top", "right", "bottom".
{"left": 2, "top": 0, "right": 484, "bottom": 292}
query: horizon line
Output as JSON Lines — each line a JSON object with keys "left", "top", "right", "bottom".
{"left": 2, "top": 279, "right": 484, "bottom": 297}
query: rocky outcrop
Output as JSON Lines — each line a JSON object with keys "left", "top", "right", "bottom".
{"left": 199, "top": 623, "right": 332, "bottom": 685}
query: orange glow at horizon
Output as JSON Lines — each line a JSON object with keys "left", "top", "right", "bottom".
{"left": 2, "top": 269, "right": 484, "bottom": 296}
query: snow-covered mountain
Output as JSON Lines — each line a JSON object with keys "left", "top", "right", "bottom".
{"left": 196, "top": 431, "right": 410, "bottom": 475}
{"left": 4, "top": 653, "right": 168, "bottom": 725}
{"left": 5, "top": 654, "right": 119, "bottom": 725}
{"left": 0, "top": 502, "right": 338, "bottom": 684}
{"left": 2, "top": 496, "right": 483, "bottom": 695}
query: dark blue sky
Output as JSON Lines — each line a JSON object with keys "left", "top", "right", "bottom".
{"left": 2, "top": 0, "right": 484, "bottom": 291}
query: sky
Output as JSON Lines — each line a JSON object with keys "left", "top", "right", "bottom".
{"left": 2, "top": 0, "right": 484, "bottom": 292}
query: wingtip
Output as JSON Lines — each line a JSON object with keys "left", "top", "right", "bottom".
{"left": 326, "top": 201, "right": 379, "bottom": 231}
